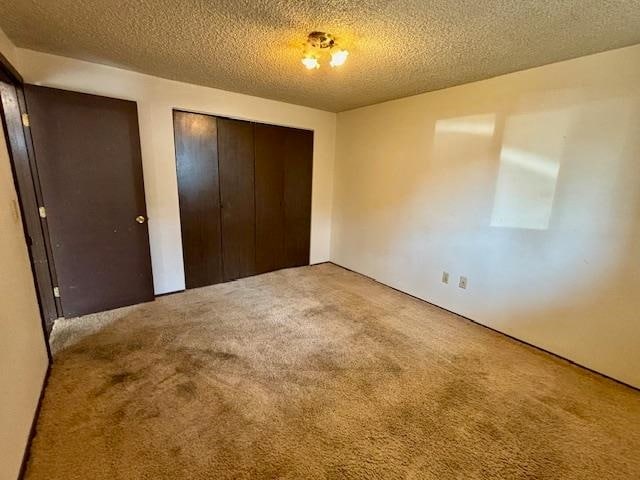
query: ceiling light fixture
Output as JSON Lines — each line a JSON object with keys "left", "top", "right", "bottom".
{"left": 301, "top": 31, "right": 349, "bottom": 70}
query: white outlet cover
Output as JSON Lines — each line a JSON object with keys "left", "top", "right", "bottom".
{"left": 442, "top": 272, "right": 449, "bottom": 284}
{"left": 459, "top": 276, "right": 468, "bottom": 289}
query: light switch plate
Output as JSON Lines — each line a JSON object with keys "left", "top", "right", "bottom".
{"left": 459, "top": 276, "right": 468, "bottom": 289}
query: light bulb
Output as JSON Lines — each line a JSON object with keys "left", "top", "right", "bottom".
{"left": 301, "top": 55, "right": 320, "bottom": 70}
{"left": 329, "top": 49, "right": 349, "bottom": 67}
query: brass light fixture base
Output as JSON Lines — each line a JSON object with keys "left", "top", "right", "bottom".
{"left": 301, "top": 31, "right": 348, "bottom": 70}
{"left": 306, "top": 31, "right": 335, "bottom": 49}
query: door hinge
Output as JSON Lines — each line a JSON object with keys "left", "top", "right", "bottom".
{"left": 21, "top": 113, "right": 30, "bottom": 127}
{"left": 38, "top": 206, "right": 47, "bottom": 218}
{"left": 53, "top": 287, "right": 60, "bottom": 298}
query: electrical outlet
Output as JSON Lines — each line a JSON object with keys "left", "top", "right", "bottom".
{"left": 459, "top": 276, "right": 468, "bottom": 289}
{"left": 442, "top": 271, "right": 449, "bottom": 284}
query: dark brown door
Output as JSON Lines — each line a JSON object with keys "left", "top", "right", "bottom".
{"left": 254, "top": 123, "right": 286, "bottom": 274}
{"left": 173, "top": 110, "right": 223, "bottom": 288}
{"left": 283, "top": 128, "right": 313, "bottom": 267}
{"left": 24, "top": 85, "right": 154, "bottom": 317}
{"left": 217, "top": 118, "right": 255, "bottom": 281}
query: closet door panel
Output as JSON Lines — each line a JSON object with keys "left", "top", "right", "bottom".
{"left": 174, "top": 110, "right": 223, "bottom": 288}
{"left": 254, "top": 123, "right": 285, "bottom": 274}
{"left": 283, "top": 128, "right": 313, "bottom": 267}
{"left": 218, "top": 118, "right": 256, "bottom": 281}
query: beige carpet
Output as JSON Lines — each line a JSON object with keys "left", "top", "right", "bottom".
{"left": 26, "top": 264, "right": 640, "bottom": 479}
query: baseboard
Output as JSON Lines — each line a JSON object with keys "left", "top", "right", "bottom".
{"left": 329, "top": 262, "right": 639, "bottom": 393}
{"left": 154, "top": 289, "right": 186, "bottom": 298}
{"left": 158, "top": 262, "right": 330, "bottom": 297}
{"left": 17, "top": 362, "right": 51, "bottom": 480}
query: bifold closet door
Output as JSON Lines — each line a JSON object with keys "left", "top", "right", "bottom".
{"left": 174, "top": 110, "right": 223, "bottom": 288}
{"left": 254, "top": 124, "right": 286, "bottom": 274}
{"left": 217, "top": 118, "right": 256, "bottom": 281}
{"left": 175, "top": 112, "right": 312, "bottom": 289}
{"left": 253, "top": 123, "right": 313, "bottom": 273}
{"left": 283, "top": 128, "right": 313, "bottom": 267}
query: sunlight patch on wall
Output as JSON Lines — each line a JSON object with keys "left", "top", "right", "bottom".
{"left": 427, "top": 113, "right": 497, "bottom": 227}
{"left": 490, "top": 109, "right": 572, "bottom": 230}
{"left": 435, "top": 113, "right": 496, "bottom": 137}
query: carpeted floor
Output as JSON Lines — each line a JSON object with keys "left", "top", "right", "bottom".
{"left": 26, "top": 264, "right": 640, "bottom": 479}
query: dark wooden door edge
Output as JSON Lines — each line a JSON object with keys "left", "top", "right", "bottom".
{"left": 16, "top": 85, "right": 63, "bottom": 322}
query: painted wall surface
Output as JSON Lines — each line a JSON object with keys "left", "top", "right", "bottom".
{"left": 17, "top": 49, "right": 337, "bottom": 294}
{"left": 0, "top": 31, "right": 49, "bottom": 480}
{"left": 0, "top": 27, "right": 17, "bottom": 67}
{"left": 333, "top": 45, "right": 640, "bottom": 387}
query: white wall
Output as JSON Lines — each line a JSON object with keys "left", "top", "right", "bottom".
{"left": 0, "top": 29, "right": 49, "bottom": 480}
{"left": 17, "top": 49, "right": 337, "bottom": 294}
{"left": 333, "top": 44, "right": 640, "bottom": 388}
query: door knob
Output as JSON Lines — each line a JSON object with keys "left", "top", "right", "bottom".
{"left": 135, "top": 215, "right": 146, "bottom": 224}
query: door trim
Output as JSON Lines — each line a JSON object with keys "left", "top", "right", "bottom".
{"left": 0, "top": 52, "right": 58, "bottom": 344}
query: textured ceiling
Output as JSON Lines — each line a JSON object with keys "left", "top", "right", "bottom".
{"left": 1, "top": 1, "right": 640, "bottom": 112}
